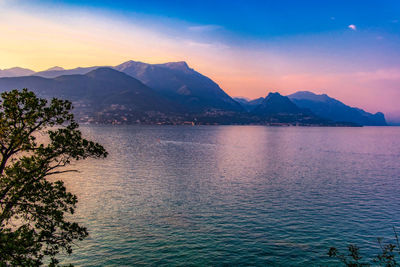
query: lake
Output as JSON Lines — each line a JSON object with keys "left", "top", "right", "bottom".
{"left": 60, "top": 125, "right": 400, "bottom": 266}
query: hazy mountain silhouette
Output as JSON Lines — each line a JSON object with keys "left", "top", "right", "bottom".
{"left": 114, "top": 60, "right": 243, "bottom": 113}
{"left": 45, "top": 66, "right": 65, "bottom": 71}
{"left": 0, "top": 67, "right": 35, "bottom": 77}
{"left": 234, "top": 92, "right": 340, "bottom": 125}
{"left": 234, "top": 97, "right": 264, "bottom": 111}
{"left": 252, "top": 92, "right": 305, "bottom": 115}
{"left": 0, "top": 68, "right": 175, "bottom": 120}
{"left": 288, "top": 91, "right": 387, "bottom": 126}
{"left": 34, "top": 66, "right": 102, "bottom": 78}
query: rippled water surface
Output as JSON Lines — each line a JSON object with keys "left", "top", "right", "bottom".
{"left": 60, "top": 126, "right": 400, "bottom": 266}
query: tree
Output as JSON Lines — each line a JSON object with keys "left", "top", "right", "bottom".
{"left": 0, "top": 89, "right": 107, "bottom": 266}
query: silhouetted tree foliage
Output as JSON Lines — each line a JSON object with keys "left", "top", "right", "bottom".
{"left": 0, "top": 89, "right": 107, "bottom": 266}
{"left": 328, "top": 227, "right": 400, "bottom": 267}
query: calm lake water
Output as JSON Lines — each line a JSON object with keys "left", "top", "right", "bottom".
{"left": 60, "top": 126, "right": 400, "bottom": 266}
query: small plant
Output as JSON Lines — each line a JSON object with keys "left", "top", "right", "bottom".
{"left": 328, "top": 245, "right": 370, "bottom": 266}
{"left": 328, "top": 227, "right": 400, "bottom": 267}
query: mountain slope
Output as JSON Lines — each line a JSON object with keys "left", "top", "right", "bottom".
{"left": 288, "top": 91, "right": 387, "bottom": 126}
{"left": 114, "top": 60, "right": 243, "bottom": 113}
{"left": 32, "top": 60, "right": 243, "bottom": 113}
{"left": 0, "top": 67, "right": 35, "bottom": 77}
{"left": 0, "top": 68, "right": 176, "bottom": 122}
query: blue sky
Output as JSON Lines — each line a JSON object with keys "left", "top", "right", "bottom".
{"left": 36, "top": 0, "right": 400, "bottom": 37}
{"left": 26, "top": 0, "right": 400, "bottom": 71}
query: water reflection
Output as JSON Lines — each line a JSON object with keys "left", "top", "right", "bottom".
{"left": 59, "top": 126, "right": 400, "bottom": 266}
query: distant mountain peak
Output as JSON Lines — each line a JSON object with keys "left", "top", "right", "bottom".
{"left": 264, "top": 92, "right": 296, "bottom": 103}
{"left": 45, "top": 66, "right": 65, "bottom": 71}
{"left": 0, "top": 67, "right": 35, "bottom": 77}
{"left": 234, "top": 96, "right": 265, "bottom": 112}
{"left": 2, "top": 67, "right": 27, "bottom": 71}
{"left": 116, "top": 61, "right": 151, "bottom": 73}
{"left": 160, "top": 61, "right": 190, "bottom": 70}
{"left": 265, "top": 92, "right": 283, "bottom": 99}
{"left": 252, "top": 92, "right": 303, "bottom": 116}
{"left": 120, "top": 60, "right": 147, "bottom": 66}
{"left": 289, "top": 91, "right": 331, "bottom": 102}
{"left": 290, "top": 91, "right": 316, "bottom": 97}
{"left": 264, "top": 92, "right": 293, "bottom": 104}
{"left": 33, "top": 66, "right": 101, "bottom": 78}
{"left": 288, "top": 91, "right": 387, "bottom": 125}
{"left": 119, "top": 60, "right": 192, "bottom": 72}
{"left": 85, "top": 67, "right": 128, "bottom": 78}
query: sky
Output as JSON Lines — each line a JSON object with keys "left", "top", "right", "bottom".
{"left": 1, "top": 0, "right": 400, "bottom": 121}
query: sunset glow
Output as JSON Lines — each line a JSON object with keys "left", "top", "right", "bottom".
{"left": 1, "top": 0, "right": 400, "bottom": 121}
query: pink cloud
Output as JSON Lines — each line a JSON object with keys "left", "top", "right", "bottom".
{"left": 348, "top": 24, "right": 357, "bottom": 31}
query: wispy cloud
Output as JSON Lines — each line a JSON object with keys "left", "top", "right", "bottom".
{"left": 348, "top": 24, "right": 357, "bottom": 31}
{"left": 353, "top": 68, "right": 400, "bottom": 81}
{"left": 188, "top": 24, "right": 222, "bottom": 32}
{"left": 184, "top": 40, "right": 229, "bottom": 49}
{"left": 0, "top": 0, "right": 15, "bottom": 4}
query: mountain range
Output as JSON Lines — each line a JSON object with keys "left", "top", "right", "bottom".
{"left": 287, "top": 91, "right": 387, "bottom": 126}
{"left": 0, "top": 61, "right": 387, "bottom": 126}
{"left": 0, "top": 68, "right": 179, "bottom": 124}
